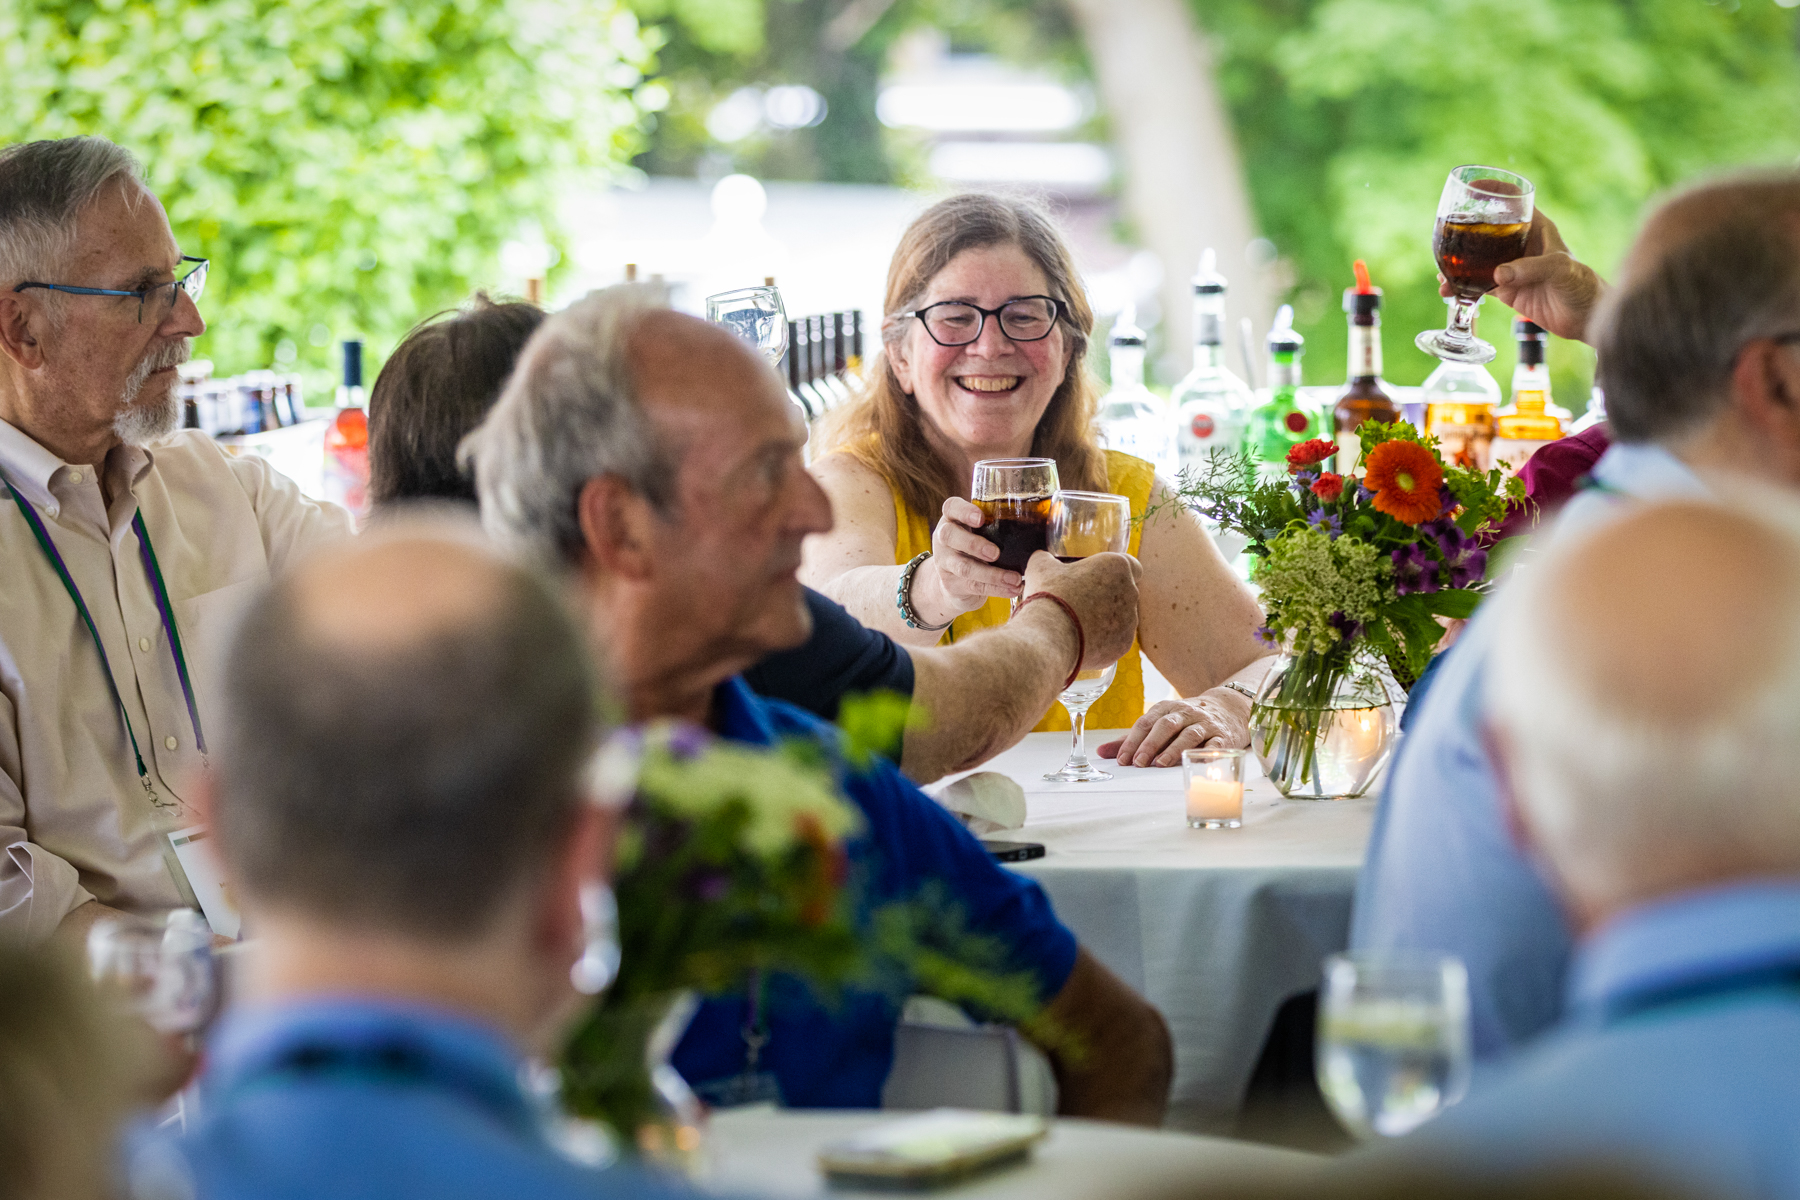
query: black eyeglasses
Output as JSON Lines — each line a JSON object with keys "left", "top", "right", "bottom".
{"left": 898, "top": 296, "right": 1067, "bottom": 347}
{"left": 13, "top": 255, "right": 208, "bottom": 324}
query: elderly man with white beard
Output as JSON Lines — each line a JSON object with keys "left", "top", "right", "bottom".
{"left": 0, "top": 137, "right": 350, "bottom": 945}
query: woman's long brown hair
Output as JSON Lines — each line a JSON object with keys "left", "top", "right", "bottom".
{"left": 818, "top": 192, "right": 1105, "bottom": 529}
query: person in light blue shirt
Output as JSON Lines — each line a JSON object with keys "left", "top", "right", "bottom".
{"left": 131, "top": 520, "right": 690, "bottom": 1200}
{"left": 1383, "top": 490, "right": 1800, "bottom": 1200}
{"left": 1353, "top": 173, "right": 1800, "bottom": 1060}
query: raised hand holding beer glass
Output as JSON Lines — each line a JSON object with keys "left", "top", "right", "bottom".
{"left": 1043, "top": 491, "right": 1132, "bottom": 783}
{"left": 1416, "top": 166, "right": 1535, "bottom": 365}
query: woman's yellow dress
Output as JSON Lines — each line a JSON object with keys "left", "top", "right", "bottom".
{"left": 888, "top": 449, "right": 1157, "bottom": 733}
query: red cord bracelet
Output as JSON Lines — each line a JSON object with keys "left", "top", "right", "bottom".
{"left": 1017, "top": 591, "right": 1086, "bottom": 691}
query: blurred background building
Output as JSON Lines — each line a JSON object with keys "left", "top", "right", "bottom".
{"left": 8, "top": 0, "right": 1800, "bottom": 413}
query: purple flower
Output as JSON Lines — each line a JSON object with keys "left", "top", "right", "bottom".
{"left": 1291, "top": 469, "right": 1319, "bottom": 499}
{"left": 1255, "top": 625, "right": 1278, "bottom": 647}
{"left": 684, "top": 867, "right": 731, "bottom": 902}
{"left": 1306, "top": 509, "right": 1343, "bottom": 539}
{"left": 1328, "top": 610, "right": 1365, "bottom": 643}
{"left": 1430, "top": 520, "right": 1488, "bottom": 589}
{"left": 665, "top": 721, "right": 710, "bottom": 761}
{"left": 1390, "top": 542, "right": 1441, "bottom": 595}
{"left": 1356, "top": 482, "right": 1375, "bottom": 504}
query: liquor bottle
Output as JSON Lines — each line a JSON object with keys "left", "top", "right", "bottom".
{"left": 1098, "top": 306, "right": 1178, "bottom": 477}
{"left": 1422, "top": 311, "right": 1501, "bottom": 470}
{"left": 1171, "top": 250, "right": 1255, "bottom": 478}
{"left": 1570, "top": 382, "right": 1607, "bottom": 434}
{"left": 1491, "top": 319, "right": 1566, "bottom": 476}
{"left": 324, "top": 339, "right": 370, "bottom": 521}
{"left": 1332, "top": 260, "right": 1401, "bottom": 474}
{"left": 1246, "top": 306, "right": 1316, "bottom": 470}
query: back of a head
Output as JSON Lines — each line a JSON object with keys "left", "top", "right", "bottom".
{"left": 214, "top": 519, "right": 602, "bottom": 940}
{"left": 367, "top": 293, "right": 545, "bottom": 509}
{"left": 1488, "top": 492, "right": 1800, "bottom": 913}
{"left": 1591, "top": 171, "right": 1800, "bottom": 445}
{"left": 0, "top": 136, "right": 141, "bottom": 289}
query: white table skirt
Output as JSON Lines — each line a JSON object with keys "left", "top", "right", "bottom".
{"left": 701, "top": 1109, "right": 1319, "bottom": 1199}
{"left": 932, "top": 732, "right": 1377, "bottom": 1134}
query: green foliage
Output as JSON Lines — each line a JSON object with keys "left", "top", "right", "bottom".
{"left": 1, "top": 0, "right": 659, "bottom": 392}
{"left": 834, "top": 688, "right": 927, "bottom": 769}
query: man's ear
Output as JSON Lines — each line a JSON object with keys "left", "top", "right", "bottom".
{"left": 1732, "top": 340, "right": 1800, "bottom": 473}
{"left": 536, "top": 803, "right": 607, "bottom": 960}
{"left": 0, "top": 293, "right": 45, "bottom": 371}
{"left": 575, "top": 475, "right": 661, "bottom": 581}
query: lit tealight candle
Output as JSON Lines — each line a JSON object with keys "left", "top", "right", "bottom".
{"left": 1186, "top": 778, "right": 1244, "bottom": 829}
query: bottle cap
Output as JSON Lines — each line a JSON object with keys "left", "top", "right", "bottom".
{"left": 1193, "top": 247, "right": 1226, "bottom": 295}
{"left": 341, "top": 340, "right": 363, "bottom": 389}
{"left": 1266, "top": 304, "right": 1304, "bottom": 353}
{"left": 1513, "top": 318, "right": 1546, "bottom": 339}
{"left": 1343, "top": 259, "right": 1382, "bottom": 315}
{"left": 1110, "top": 304, "right": 1147, "bottom": 348}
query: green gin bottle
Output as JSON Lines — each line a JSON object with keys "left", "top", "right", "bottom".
{"left": 1246, "top": 305, "right": 1318, "bottom": 471}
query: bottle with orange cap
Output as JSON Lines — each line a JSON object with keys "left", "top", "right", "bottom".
{"left": 1332, "top": 260, "right": 1401, "bottom": 475}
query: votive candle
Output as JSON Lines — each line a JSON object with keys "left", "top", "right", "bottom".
{"left": 1184, "top": 747, "right": 1247, "bottom": 829}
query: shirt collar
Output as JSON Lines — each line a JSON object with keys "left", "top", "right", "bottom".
{"left": 0, "top": 418, "right": 155, "bottom": 509}
{"left": 714, "top": 675, "right": 778, "bottom": 746}
{"left": 204, "top": 996, "right": 541, "bottom": 1134}
{"left": 1568, "top": 880, "right": 1800, "bottom": 1019}
{"left": 1589, "top": 441, "right": 1713, "bottom": 503}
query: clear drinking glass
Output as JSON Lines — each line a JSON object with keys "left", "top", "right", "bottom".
{"left": 87, "top": 909, "right": 217, "bottom": 1035}
{"left": 1183, "top": 747, "right": 1246, "bottom": 828}
{"left": 705, "top": 285, "right": 789, "bottom": 364}
{"left": 1316, "top": 952, "right": 1471, "bottom": 1140}
{"left": 970, "top": 458, "right": 1060, "bottom": 576}
{"left": 1415, "top": 166, "right": 1535, "bottom": 365}
{"left": 1042, "top": 490, "right": 1131, "bottom": 783}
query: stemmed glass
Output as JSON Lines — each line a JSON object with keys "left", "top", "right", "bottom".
{"left": 706, "top": 285, "right": 789, "bottom": 364}
{"left": 1042, "top": 491, "right": 1131, "bottom": 783}
{"left": 1315, "top": 952, "right": 1471, "bottom": 1140}
{"left": 87, "top": 909, "right": 217, "bottom": 1036}
{"left": 1415, "top": 166, "right": 1535, "bottom": 365}
{"left": 970, "top": 458, "right": 1060, "bottom": 575}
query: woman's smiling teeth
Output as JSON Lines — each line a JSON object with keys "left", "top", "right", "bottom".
{"left": 956, "top": 375, "right": 1022, "bottom": 394}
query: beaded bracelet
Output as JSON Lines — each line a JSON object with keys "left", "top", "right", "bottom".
{"left": 1016, "top": 591, "right": 1086, "bottom": 691}
{"left": 896, "top": 552, "right": 953, "bottom": 631}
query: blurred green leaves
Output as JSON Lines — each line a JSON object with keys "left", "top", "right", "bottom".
{"left": 0, "top": 0, "right": 659, "bottom": 391}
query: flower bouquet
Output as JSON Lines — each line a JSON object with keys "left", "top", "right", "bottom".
{"left": 1174, "top": 424, "right": 1522, "bottom": 797}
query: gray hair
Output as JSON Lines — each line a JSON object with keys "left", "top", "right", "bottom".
{"left": 0, "top": 136, "right": 143, "bottom": 290}
{"left": 1591, "top": 171, "right": 1800, "bottom": 445}
{"left": 1487, "top": 491, "right": 1800, "bottom": 911}
{"left": 462, "top": 283, "right": 677, "bottom": 566}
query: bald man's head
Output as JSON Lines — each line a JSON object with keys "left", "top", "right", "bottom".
{"left": 1489, "top": 493, "right": 1800, "bottom": 921}
{"left": 1592, "top": 171, "right": 1800, "bottom": 446}
{"left": 214, "top": 519, "right": 604, "bottom": 940}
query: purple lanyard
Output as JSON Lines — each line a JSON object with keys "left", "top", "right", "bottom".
{"left": 2, "top": 468, "right": 207, "bottom": 786}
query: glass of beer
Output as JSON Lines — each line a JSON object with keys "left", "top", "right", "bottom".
{"left": 1414, "top": 166, "right": 1534, "bottom": 365}
{"left": 970, "top": 458, "right": 1059, "bottom": 574}
{"left": 706, "top": 284, "right": 789, "bottom": 364}
{"left": 1043, "top": 490, "right": 1132, "bottom": 783}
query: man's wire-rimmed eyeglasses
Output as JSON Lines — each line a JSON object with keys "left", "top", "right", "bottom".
{"left": 12, "top": 255, "right": 208, "bottom": 324}
{"left": 898, "top": 295, "right": 1067, "bottom": 347}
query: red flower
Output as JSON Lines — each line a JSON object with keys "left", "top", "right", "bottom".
{"left": 1286, "top": 438, "right": 1338, "bottom": 472}
{"left": 1311, "top": 472, "right": 1345, "bottom": 503}
{"left": 1363, "top": 440, "right": 1445, "bottom": 525}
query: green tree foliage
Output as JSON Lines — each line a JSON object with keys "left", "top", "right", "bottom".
{"left": 0, "top": 0, "right": 660, "bottom": 389}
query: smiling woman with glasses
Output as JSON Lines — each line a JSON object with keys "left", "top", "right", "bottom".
{"left": 13, "top": 254, "right": 207, "bottom": 323}
{"left": 799, "top": 191, "right": 1277, "bottom": 770}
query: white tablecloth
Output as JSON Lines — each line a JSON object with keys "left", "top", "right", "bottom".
{"left": 934, "top": 732, "right": 1376, "bottom": 1134}
{"left": 701, "top": 1109, "right": 1318, "bottom": 1199}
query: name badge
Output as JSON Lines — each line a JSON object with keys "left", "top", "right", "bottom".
{"left": 168, "top": 825, "right": 241, "bottom": 939}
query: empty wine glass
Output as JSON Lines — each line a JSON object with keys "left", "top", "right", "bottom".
{"left": 970, "top": 458, "right": 1060, "bottom": 576}
{"left": 1415, "top": 165, "right": 1535, "bottom": 365}
{"left": 1316, "top": 952, "right": 1471, "bottom": 1140}
{"left": 87, "top": 909, "right": 217, "bottom": 1036}
{"left": 706, "top": 285, "right": 789, "bottom": 364}
{"left": 1042, "top": 491, "right": 1132, "bottom": 783}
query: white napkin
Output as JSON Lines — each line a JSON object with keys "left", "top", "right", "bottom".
{"left": 932, "top": 771, "right": 1027, "bottom": 834}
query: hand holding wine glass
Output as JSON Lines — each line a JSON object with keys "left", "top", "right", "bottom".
{"left": 1416, "top": 165, "right": 1535, "bottom": 365}
{"left": 1439, "top": 209, "right": 1606, "bottom": 344}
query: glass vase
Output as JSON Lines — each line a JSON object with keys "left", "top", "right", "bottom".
{"left": 560, "top": 990, "right": 708, "bottom": 1176}
{"left": 1250, "top": 649, "right": 1398, "bottom": 800}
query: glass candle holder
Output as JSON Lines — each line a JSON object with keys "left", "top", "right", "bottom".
{"left": 1184, "top": 747, "right": 1246, "bottom": 829}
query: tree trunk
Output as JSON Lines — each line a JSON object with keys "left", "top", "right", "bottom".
{"left": 1062, "top": 0, "right": 1274, "bottom": 384}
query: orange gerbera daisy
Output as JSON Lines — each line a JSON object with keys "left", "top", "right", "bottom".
{"left": 1362, "top": 440, "right": 1444, "bottom": 524}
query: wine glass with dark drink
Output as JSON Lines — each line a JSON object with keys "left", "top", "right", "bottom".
{"left": 1414, "top": 166, "right": 1534, "bottom": 365}
{"left": 970, "top": 458, "right": 1060, "bottom": 574}
{"left": 1043, "top": 491, "right": 1132, "bottom": 783}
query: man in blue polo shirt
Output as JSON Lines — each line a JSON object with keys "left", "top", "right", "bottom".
{"left": 466, "top": 286, "right": 1173, "bottom": 1124}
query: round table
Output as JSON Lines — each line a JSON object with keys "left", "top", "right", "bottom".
{"left": 700, "top": 1109, "right": 1320, "bottom": 1199}
{"left": 931, "top": 731, "right": 1377, "bottom": 1134}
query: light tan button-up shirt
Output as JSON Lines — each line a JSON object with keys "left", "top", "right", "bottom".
{"left": 0, "top": 419, "right": 351, "bottom": 941}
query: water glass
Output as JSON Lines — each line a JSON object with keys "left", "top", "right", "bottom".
{"left": 1316, "top": 952, "right": 1471, "bottom": 1140}
{"left": 1042, "top": 491, "right": 1131, "bottom": 783}
{"left": 87, "top": 909, "right": 217, "bottom": 1036}
{"left": 705, "top": 285, "right": 789, "bottom": 364}
{"left": 1184, "top": 747, "right": 1245, "bottom": 829}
